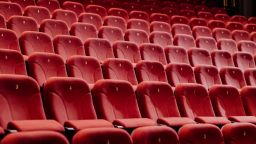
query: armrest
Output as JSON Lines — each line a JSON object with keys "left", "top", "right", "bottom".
{"left": 64, "top": 119, "right": 113, "bottom": 131}
{"left": 113, "top": 118, "right": 156, "bottom": 129}
{"left": 8, "top": 120, "right": 64, "bottom": 132}
{"left": 157, "top": 117, "right": 195, "bottom": 127}
{"left": 195, "top": 116, "right": 231, "bottom": 125}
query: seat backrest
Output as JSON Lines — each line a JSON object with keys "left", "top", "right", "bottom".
{"left": 66, "top": 56, "right": 103, "bottom": 85}
{"left": 135, "top": 60, "right": 167, "bottom": 83}
{"left": 0, "top": 75, "right": 45, "bottom": 129}
{"left": 226, "top": 22, "right": 243, "bottom": 31}
{"left": 0, "top": 49, "right": 26, "bottom": 75}
{"left": 238, "top": 41, "right": 256, "bottom": 55}
{"left": 240, "top": 87, "right": 256, "bottom": 116}
{"left": 188, "top": 48, "right": 212, "bottom": 66}
{"left": 233, "top": 52, "right": 255, "bottom": 71}
{"left": 40, "top": 19, "right": 69, "bottom": 39}
{"left": 231, "top": 15, "right": 247, "bottom": 23}
{"left": 78, "top": 13, "right": 102, "bottom": 30}
{"left": 219, "top": 67, "right": 246, "bottom": 89}
{"left": 244, "top": 24, "right": 256, "bottom": 33}
{"left": 113, "top": 41, "right": 141, "bottom": 63}
{"left": 211, "top": 51, "right": 234, "bottom": 70}
{"left": 149, "top": 32, "right": 173, "bottom": 48}
{"left": 52, "top": 9, "right": 77, "bottom": 28}
{"left": 244, "top": 69, "right": 256, "bottom": 86}
{"left": 103, "top": 16, "right": 126, "bottom": 33}
{"left": 214, "top": 13, "right": 230, "bottom": 22}
{"left": 208, "top": 20, "right": 225, "bottom": 30}
{"left": 175, "top": 83, "right": 216, "bottom": 119}
{"left": 19, "top": 31, "right": 54, "bottom": 56}
{"left": 37, "top": 0, "right": 60, "bottom": 13}
{"left": 108, "top": 8, "right": 128, "bottom": 20}
{"left": 197, "top": 12, "right": 213, "bottom": 20}
{"left": 252, "top": 32, "right": 256, "bottom": 43}
{"left": 24, "top": 6, "right": 51, "bottom": 26}
{"left": 129, "top": 10, "right": 149, "bottom": 21}
{"left": 217, "top": 39, "right": 238, "bottom": 55}
{"left": 173, "top": 34, "right": 196, "bottom": 49}
{"left": 98, "top": 26, "right": 124, "bottom": 44}
{"left": 92, "top": 80, "right": 142, "bottom": 122}
{"left": 192, "top": 26, "right": 212, "bottom": 38}
{"left": 127, "top": 19, "right": 150, "bottom": 34}
{"left": 172, "top": 24, "right": 192, "bottom": 36}
{"left": 85, "top": 4, "right": 107, "bottom": 18}
{"left": 196, "top": 37, "right": 217, "bottom": 52}
{"left": 232, "top": 30, "right": 250, "bottom": 42}
{"left": 136, "top": 81, "right": 181, "bottom": 120}
{"left": 189, "top": 18, "right": 208, "bottom": 28}
{"left": 170, "top": 16, "right": 189, "bottom": 25}
{"left": 213, "top": 28, "right": 232, "bottom": 41}
{"left": 165, "top": 46, "right": 189, "bottom": 64}
{"left": 140, "top": 43, "right": 167, "bottom": 65}
{"left": 7, "top": 16, "right": 38, "bottom": 37}
{"left": 124, "top": 29, "right": 149, "bottom": 46}
{"left": 194, "top": 65, "right": 221, "bottom": 89}
{"left": 10, "top": 0, "right": 35, "bottom": 9}
{"left": 180, "top": 9, "right": 196, "bottom": 19}
{"left": 43, "top": 77, "right": 97, "bottom": 124}
{"left": 209, "top": 85, "right": 246, "bottom": 116}
{"left": 0, "top": 28, "right": 20, "bottom": 52}
{"left": 53, "top": 35, "right": 85, "bottom": 61}
{"left": 166, "top": 63, "right": 196, "bottom": 86}
{"left": 102, "top": 59, "right": 138, "bottom": 85}
{"left": 70, "top": 23, "right": 97, "bottom": 43}
{"left": 27, "top": 53, "right": 67, "bottom": 86}
{"left": 150, "top": 13, "right": 170, "bottom": 23}
{"left": 62, "top": 1, "right": 84, "bottom": 16}
{"left": 150, "top": 21, "right": 171, "bottom": 33}
{"left": 0, "top": 2, "right": 22, "bottom": 20}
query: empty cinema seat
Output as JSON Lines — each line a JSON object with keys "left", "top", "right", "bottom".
{"left": 192, "top": 26, "right": 212, "bottom": 38}
{"left": 0, "top": 29, "right": 20, "bottom": 52}
{"left": 52, "top": 9, "right": 77, "bottom": 29}
{"left": 85, "top": 5, "right": 107, "bottom": 18}
{"left": 188, "top": 48, "right": 212, "bottom": 67}
{"left": 0, "top": 2, "right": 22, "bottom": 20}
{"left": 129, "top": 10, "right": 149, "bottom": 21}
{"left": 196, "top": 37, "right": 217, "bottom": 52}
{"left": 70, "top": 23, "right": 97, "bottom": 43}
{"left": 172, "top": 24, "right": 192, "bottom": 36}
{"left": 24, "top": 6, "right": 51, "bottom": 26}
{"left": 124, "top": 29, "right": 149, "bottom": 46}
{"left": 220, "top": 67, "right": 246, "bottom": 89}
{"left": 251, "top": 32, "right": 256, "bottom": 43}
{"left": 98, "top": 26, "right": 124, "bottom": 44}
{"left": 108, "top": 8, "right": 129, "bottom": 20}
{"left": 27, "top": 53, "right": 67, "bottom": 86}
{"left": 62, "top": 1, "right": 85, "bottom": 16}
{"left": 213, "top": 28, "right": 232, "bottom": 41}
{"left": 102, "top": 59, "right": 138, "bottom": 86}
{"left": 209, "top": 85, "right": 256, "bottom": 123}
{"left": 40, "top": 19, "right": 69, "bottom": 39}
{"left": 244, "top": 23, "right": 256, "bottom": 33}
{"left": 127, "top": 19, "right": 150, "bottom": 34}
{"left": 92, "top": 79, "right": 157, "bottom": 129}
{"left": 226, "top": 22, "right": 243, "bottom": 31}
{"left": 240, "top": 86, "right": 256, "bottom": 115}
{"left": 135, "top": 61, "right": 167, "bottom": 83}
{"left": 208, "top": 20, "right": 225, "bottom": 30}
{"left": 78, "top": 13, "right": 103, "bottom": 30}
{"left": 233, "top": 52, "right": 255, "bottom": 71}
{"left": 103, "top": 16, "right": 126, "bottom": 33}
{"left": 37, "top": 0, "right": 60, "bottom": 13}
{"left": 217, "top": 39, "right": 238, "bottom": 55}
{"left": 170, "top": 16, "right": 189, "bottom": 25}
{"left": 189, "top": 18, "right": 208, "bottom": 28}
{"left": 150, "top": 13, "right": 170, "bottom": 23}
{"left": 232, "top": 30, "right": 250, "bottom": 42}
{"left": 231, "top": 15, "right": 247, "bottom": 23}
{"left": 10, "top": 0, "right": 35, "bottom": 9}
{"left": 244, "top": 69, "right": 256, "bottom": 86}
{"left": 150, "top": 21, "right": 171, "bottom": 33}
{"left": 66, "top": 56, "right": 103, "bottom": 88}
{"left": 238, "top": 41, "right": 256, "bottom": 55}
{"left": 173, "top": 34, "right": 196, "bottom": 49}
{"left": 149, "top": 32, "right": 173, "bottom": 48}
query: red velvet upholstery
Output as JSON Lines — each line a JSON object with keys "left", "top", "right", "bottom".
{"left": 98, "top": 26, "right": 124, "bottom": 44}
{"left": 244, "top": 69, "right": 256, "bottom": 86}
{"left": 40, "top": 19, "right": 69, "bottom": 39}
{"left": 149, "top": 32, "right": 173, "bottom": 48}
{"left": 217, "top": 39, "right": 238, "bottom": 54}
{"left": 213, "top": 28, "right": 232, "bottom": 41}
{"left": 244, "top": 24, "right": 256, "bottom": 33}
{"left": 103, "top": 16, "right": 126, "bottom": 33}
{"left": 70, "top": 23, "right": 97, "bottom": 43}
{"left": 24, "top": 6, "right": 51, "bottom": 25}
{"left": 150, "top": 21, "right": 171, "bottom": 33}
{"left": 233, "top": 52, "right": 255, "bottom": 71}
{"left": 108, "top": 8, "right": 128, "bottom": 20}
{"left": 62, "top": 1, "right": 84, "bottom": 16}
{"left": 226, "top": 22, "right": 243, "bottom": 31}
{"left": 127, "top": 19, "right": 150, "bottom": 34}
{"left": 140, "top": 43, "right": 167, "bottom": 65}
{"left": 129, "top": 11, "right": 149, "bottom": 21}
{"left": 10, "top": 0, "right": 35, "bottom": 9}
{"left": 170, "top": 16, "right": 189, "bottom": 25}
{"left": 189, "top": 18, "right": 207, "bottom": 28}
{"left": 125, "top": 29, "right": 149, "bottom": 46}
{"left": 0, "top": 2, "right": 22, "bottom": 20}
{"left": 85, "top": 4, "right": 107, "bottom": 18}
{"left": 211, "top": 51, "right": 234, "bottom": 70}
{"left": 52, "top": 9, "right": 77, "bottom": 28}
{"left": 196, "top": 37, "right": 217, "bottom": 52}
{"left": 78, "top": 13, "right": 102, "bottom": 30}
{"left": 192, "top": 26, "right": 212, "bottom": 38}
{"left": 232, "top": 30, "right": 250, "bottom": 42}
{"left": 150, "top": 13, "right": 170, "bottom": 23}
{"left": 172, "top": 24, "right": 192, "bottom": 36}
{"left": 188, "top": 48, "right": 212, "bottom": 66}
{"left": 219, "top": 67, "right": 246, "bottom": 89}
{"left": 37, "top": 0, "right": 60, "bottom": 13}
{"left": 165, "top": 46, "right": 189, "bottom": 64}
{"left": 173, "top": 34, "right": 196, "bottom": 49}
{"left": 208, "top": 20, "right": 225, "bottom": 30}
{"left": 238, "top": 40, "right": 256, "bottom": 55}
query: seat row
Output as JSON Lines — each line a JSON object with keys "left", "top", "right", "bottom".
{"left": 1, "top": 74, "right": 256, "bottom": 143}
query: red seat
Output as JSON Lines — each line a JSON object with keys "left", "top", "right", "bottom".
{"left": 78, "top": 13, "right": 102, "bottom": 30}
{"left": 135, "top": 61, "right": 167, "bottom": 83}
{"left": 165, "top": 46, "right": 189, "bottom": 64}
{"left": 248, "top": 17, "right": 256, "bottom": 24}
{"left": 214, "top": 13, "right": 230, "bottom": 22}
{"left": 7, "top": 16, "right": 38, "bottom": 37}
{"left": 113, "top": 41, "right": 141, "bottom": 64}
{"left": 175, "top": 83, "right": 230, "bottom": 125}
{"left": 226, "top": 22, "right": 243, "bottom": 31}
{"left": 172, "top": 24, "right": 192, "bottom": 37}
{"left": 66, "top": 56, "right": 103, "bottom": 87}
{"left": 222, "top": 123, "right": 256, "bottom": 144}
{"left": 98, "top": 26, "right": 124, "bottom": 44}
{"left": 139, "top": 43, "right": 167, "bottom": 65}
{"left": 92, "top": 79, "right": 157, "bottom": 128}
{"left": 0, "top": 29, "right": 20, "bottom": 52}
{"left": 166, "top": 63, "right": 196, "bottom": 86}
{"left": 217, "top": 39, "right": 238, "bottom": 55}
{"left": 124, "top": 29, "right": 149, "bottom": 46}
{"left": 73, "top": 128, "right": 132, "bottom": 144}
{"left": 195, "top": 5, "right": 210, "bottom": 12}
{"left": 19, "top": 31, "right": 54, "bottom": 56}
{"left": 189, "top": 18, "right": 208, "bottom": 28}
{"left": 0, "top": 14, "right": 5, "bottom": 28}
{"left": 233, "top": 52, "right": 255, "bottom": 71}
{"left": 43, "top": 77, "right": 113, "bottom": 130}
{"left": 0, "top": 75, "right": 64, "bottom": 132}
{"left": 210, "top": 85, "right": 256, "bottom": 123}
{"left": 129, "top": 10, "right": 149, "bottom": 21}
{"left": 1, "top": 131, "right": 68, "bottom": 144}
{"left": 173, "top": 34, "right": 196, "bottom": 49}
{"left": 0, "top": 2, "right": 22, "bottom": 20}
{"left": 244, "top": 69, "right": 256, "bottom": 86}
{"left": 244, "top": 24, "right": 256, "bottom": 33}
{"left": 136, "top": 81, "right": 195, "bottom": 127}
{"left": 37, "top": 0, "right": 60, "bottom": 13}
{"left": 127, "top": 19, "right": 150, "bottom": 34}
{"left": 188, "top": 48, "right": 212, "bottom": 66}
{"left": 231, "top": 15, "right": 247, "bottom": 24}
{"left": 196, "top": 37, "right": 217, "bottom": 52}
{"left": 180, "top": 9, "right": 196, "bottom": 19}
{"left": 10, "top": 0, "right": 35, "bottom": 9}
{"left": 208, "top": 20, "right": 225, "bottom": 30}
{"left": 179, "top": 124, "right": 224, "bottom": 144}
{"left": 84, "top": 38, "right": 114, "bottom": 62}
{"left": 103, "top": 16, "right": 126, "bottom": 33}
{"left": 108, "top": 8, "right": 128, "bottom": 20}
{"left": 85, "top": 5, "right": 107, "bottom": 18}
{"left": 27, "top": 53, "right": 67, "bottom": 86}
{"left": 251, "top": 32, "right": 256, "bottom": 43}
{"left": 40, "top": 19, "right": 69, "bottom": 39}
{"left": 197, "top": 12, "right": 213, "bottom": 21}
{"left": 150, "top": 21, "right": 171, "bottom": 33}
{"left": 52, "top": 9, "right": 77, "bottom": 28}
{"left": 245, "top": 42, "right": 256, "bottom": 56}
{"left": 212, "top": 7, "right": 227, "bottom": 14}
{"left": 194, "top": 65, "right": 221, "bottom": 89}
{"left": 62, "top": 1, "right": 84, "bottom": 16}
{"left": 0, "top": 49, "right": 26, "bottom": 75}
{"left": 211, "top": 51, "right": 234, "bottom": 70}
{"left": 149, "top": 32, "right": 173, "bottom": 48}
{"left": 192, "top": 26, "right": 212, "bottom": 38}
{"left": 232, "top": 30, "right": 250, "bottom": 42}
{"left": 179, "top": 3, "right": 194, "bottom": 10}
{"left": 53, "top": 35, "right": 85, "bottom": 61}
{"left": 70, "top": 23, "right": 97, "bottom": 43}
{"left": 102, "top": 59, "right": 138, "bottom": 85}
{"left": 24, "top": 6, "right": 51, "bottom": 26}
{"left": 170, "top": 16, "right": 189, "bottom": 25}
{"left": 150, "top": 13, "right": 170, "bottom": 23}
{"left": 213, "top": 28, "right": 232, "bottom": 41}
{"left": 161, "top": 7, "right": 179, "bottom": 17}
{"left": 220, "top": 67, "right": 246, "bottom": 89}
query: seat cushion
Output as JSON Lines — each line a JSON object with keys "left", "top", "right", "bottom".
{"left": 195, "top": 117, "right": 231, "bottom": 125}
{"left": 113, "top": 118, "right": 156, "bottom": 128}
{"left": 157, "top": 117, "right": 195, "bottom": 127}
{"left": 64, "top": 119, "right": 113, "bottom": 131}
